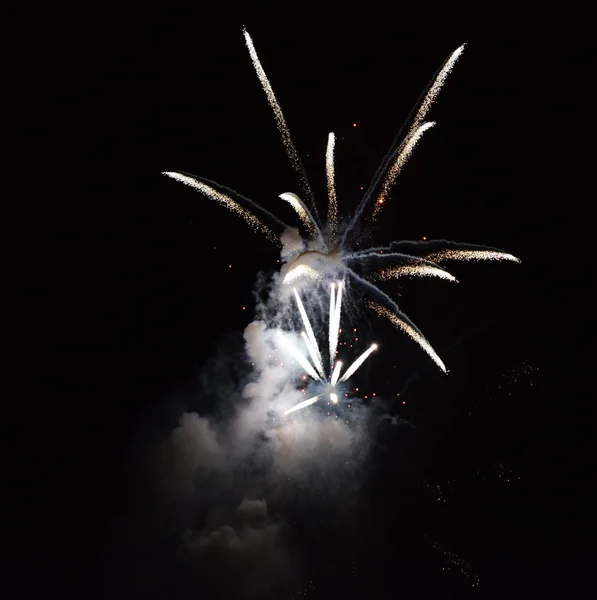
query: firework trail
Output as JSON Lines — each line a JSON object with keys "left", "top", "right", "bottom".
{"left": 279, "top": 192, "right": 320, "bottom": 237}
{"left": 371, "top": 122, "right": 435, "bottom": 221}
{"left": 162, "top": 172, "right": 279, "bottom": 245}
{"left": 425, "top": 249, "right": 521, "bottom": 264}
{"left": 328, "top": 282, "right": 343, "bottom": 369}
{"left": 345, "top": 45, "right": 465, "bottom": 239}
{"left": 284, "top": 394, "right": 321, "bottom": 415}
{"left": 374, "top": 264, "right": 458, "bottom": 283}
{"left": 367, "top": 301, "right": 447, "bottom": 372}
{"left": 283, "top": 285, "right": 377, "bottom": 415}
{"left": 243, "top": 28, "right": 319, "bottom": 222}
{"left": 293, "top": 288, "right": 325, "bottom": 377}
{"left": 339, "top": 344, "right": 378, "bottom": 383}
{"left": 326, "top": 133, "right": 338, "bottom": 239}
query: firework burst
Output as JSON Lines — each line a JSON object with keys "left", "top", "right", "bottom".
{"left": 163, "top": 28, "right": 520, "bottom": 375}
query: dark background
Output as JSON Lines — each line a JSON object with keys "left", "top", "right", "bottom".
{"left": 9, "top": 6, "right": 591, "bottom": 599}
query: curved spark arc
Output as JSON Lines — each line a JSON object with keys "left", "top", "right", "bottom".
{"left": 279, "top": 192, "right": 321, "bottom": 238}
{"left": 344, "top": 44, "right": 465, "bottom": 242}
{"left": 374, "top": 264, "right": 458, "bottom": 283}
{"left": 282, "top": 264, "right": 322, "bottom": 285}
{"left": 371, "top": 122, "right": 436, "bottom": 221}
{"left": 326, "top": 132, "right": 338, "bottom": 239}
{"left": 425, "top": 249, "right": 521, "bottom": 264}
{"left": 162, "top": 172, "right": 279, "bottom": 245}
{"left": 293, "top": 289, "right": 324, "bottom": 374}
{"left": 285, "top": 394, "right": 321, "bottom": 415}
{"left": 170, "top": 170, "right": 291, "bottom": 230}
{"left": 347, "top": 268, "right": 446, "bottom": 372}
{"left": 368, "top": 302, "right": 447, "bottom": 372}
{"left": 406, "top": 44, "right": 466, "bottom": 140}
{"left": 243, "top": 28, "right": 319, "bottom": 223}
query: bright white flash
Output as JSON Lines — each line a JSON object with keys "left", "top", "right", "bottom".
{"left": 329, "top": 392, "right": 338, "bottom": 404}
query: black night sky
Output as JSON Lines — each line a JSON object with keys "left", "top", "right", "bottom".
{"left": 10, "top": 7, "right": 592, "bottom": 600}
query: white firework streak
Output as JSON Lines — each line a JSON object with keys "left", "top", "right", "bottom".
{"left": 339, "top": 344, "right": 378, "bottom": 383}
{"left": 424, "top": 250, "right": 521, "bottom": 264}
{"left": 301, "top": 331, "right": 325, "bottom": 379}
{"left": 329, "top": 283, "right": 337, "bottom": 369}
{"left": 326, "top": 132, "right": 338, "bottom": 238}
{"left": 285, "top": 394, "right": 321, "bottom": 415}
{"left": 279, "top": 193, "right": 318, "bottom": 236}
{"left": 330, "top": 360, "right": 343, "bottom": 387}
{"left": 276, "top": 332, "right": 323, "bottom": 382}
{"left": 367, "top": 301, "right": 446, "bottom": 372}
{"left": 243, "top": 29, "right": 317, "bottom": 215}
{"left": 375, "top": 264, "right": 458, "bottom": 282}
{"left": 372, "top": 122, "right": 436, "bottom": 220}
{"left": 162, "top": 172, "right": 279, "bottom": 244}
{"left": 407, "top": 44, "right": 466, "bottom": 139}
{"left": 282, "top": 264, "right": 322, "bottom": 285}
{"left": 293, "top": 289, "right": 324, "bottom": 375}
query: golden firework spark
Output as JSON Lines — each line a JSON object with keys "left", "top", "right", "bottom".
{"left": 367, "top": 301, "right": 446, "bottom": 372}
{"left": 162, "top": 172, "right": 279, "bottom": 245}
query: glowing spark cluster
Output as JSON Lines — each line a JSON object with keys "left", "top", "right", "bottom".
{"left": 283, "top": 284, "right": 377, "bottom": 415}
{"left": 162, "top": 172, "right": 279, "bottom": 245}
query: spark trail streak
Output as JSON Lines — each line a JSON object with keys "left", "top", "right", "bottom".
{"left": 339, "top": 344, "right": 378, "bottom": 383}
{"left": 374, "top": 264, "right": 457, "bottom": 282}
{"left": 293, "top": 289, "right": 324, "bottom": 375}
{"left": 328, "top": 282, "right": 343, "bottom": 368}
{"left": 372, "top": 122, "right": 435, "bottom": 221}
{"left": 330, "top": 361, "right": 343, "bottom": 386}
{"left": 326, "top": 133, "right": 338, "bottom": 239}
{"left": 424, "top": 249, "right": 521, "bottom": 264}
{"left": 406, "top": 44, "right": 466, "bottom": 140}
{"left": 301, "top": 332, "right": 325, "bottom": 379}
{"left": 243, "top": 28, "right": 318, "bottom": 220}
{"left": 285, "top": 394, "right": 321, "bottom": 415}
{"left": 162, "top": 172, "right": 279, "bottom": 244}
{"left": 277, "top": 332, "right": 323, "bottom": 382}
{"left": 367, "top": 301, "right": 447, "bottom": 372}
{"left": 279, "top": 193, "right": 320, "bottom": 236}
